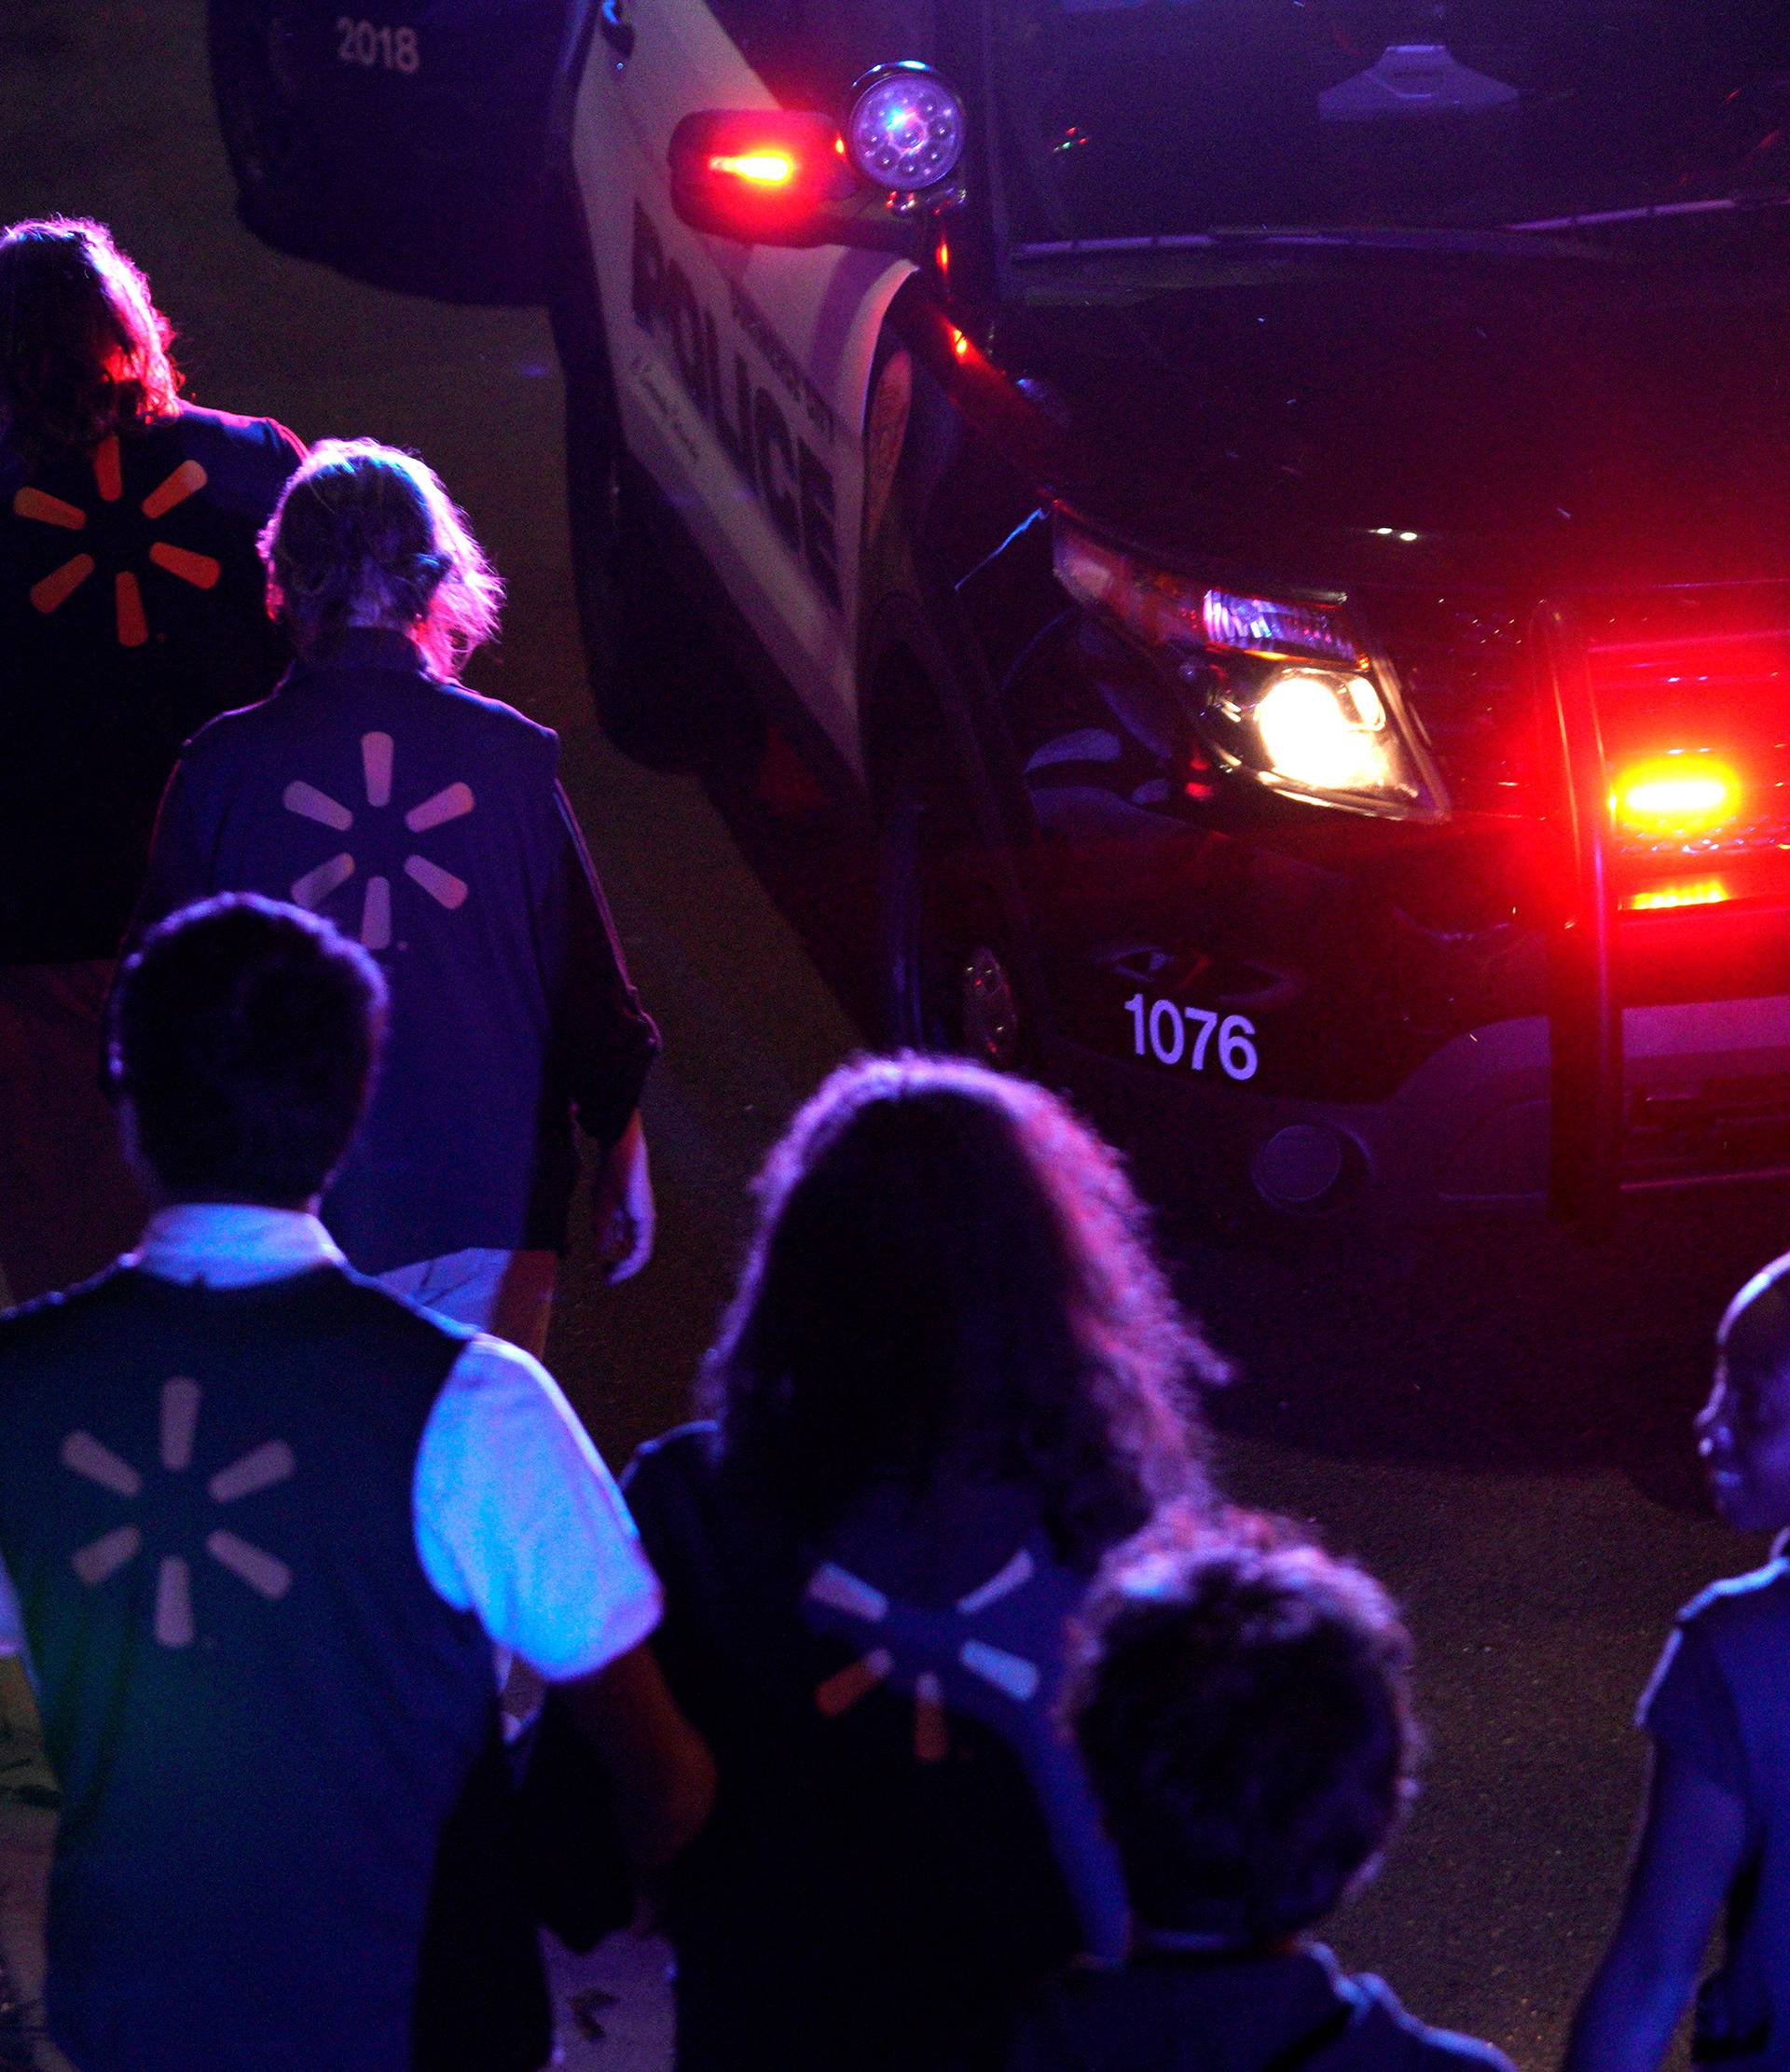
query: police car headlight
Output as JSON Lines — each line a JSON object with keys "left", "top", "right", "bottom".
{"left": 1253, "top": 670, "right": 1395, "bottom": 794}
{"left": 1053, "top": 517, "right": 1444, "bottom": 817}
{"left": 846, "top": 63, "right": 966, "bottom": 194}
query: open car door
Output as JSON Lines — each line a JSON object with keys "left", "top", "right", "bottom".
{"left": 209, "top": 0, "right": 585, "bottom": 304}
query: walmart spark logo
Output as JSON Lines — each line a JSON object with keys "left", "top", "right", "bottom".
{"left": 14, "top": 435, "right": 221, "bottom": 647}
{"left": 283, "top": 730, "right": 475, "bottom": 950}
{"left": 806, "top": 1547, "right": 1042, "bottom": 1763}
{"left": 63, "top": 1378, "right": 296, "bottom": 1650}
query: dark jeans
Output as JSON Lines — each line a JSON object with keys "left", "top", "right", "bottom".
{"left": 0, "top": 963, "right": 144, "bottom": 1309}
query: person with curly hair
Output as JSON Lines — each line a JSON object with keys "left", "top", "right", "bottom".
{"left": 0, "top": 216, "right": 302, "bottom": 1305}
{"left": 1008, "top": 1512, "right": 1511, "bottom": 2072}
{"left": 620, "top": 1053, "right": 1219, "bottom": 2071}
{"left": 131, "top": 439, "right": 659, "bottom": 1349}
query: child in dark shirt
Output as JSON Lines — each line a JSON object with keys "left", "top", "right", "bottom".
{"left": 1008, "top": 1513, "right": 1512, "bottom": 2072}
{"left": 1566, "top": 1253, "right": 1790, "bottom": 2072}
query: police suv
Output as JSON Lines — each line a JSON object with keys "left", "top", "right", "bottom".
{"left": 213, "top": 0, "right": 1790, "bottom": 1234}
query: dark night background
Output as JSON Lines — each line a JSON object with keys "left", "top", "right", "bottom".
{"left": 7, "top": 6, "right": 1788, "bottom": 2060}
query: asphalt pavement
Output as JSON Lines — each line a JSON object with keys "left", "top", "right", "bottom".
{"left": 6, "top": 7, "right": 1785, "bottom": 2065}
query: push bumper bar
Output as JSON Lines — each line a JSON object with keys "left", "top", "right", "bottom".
{"left": 1536, "top": 600, "right": 1624, "bottom": 1233}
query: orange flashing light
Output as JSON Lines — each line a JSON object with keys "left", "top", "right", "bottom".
{"left": 1623, "top": 877, "right": 1732, "bottom": 913}
{"left": 1612, "top": 756, "right": 1742, "bottom": 838}
{"left": 949, "top": 325, "right": 971, "bottom": 359}
{"left": 708, "top": 149, "right": 797, "bottom": 186}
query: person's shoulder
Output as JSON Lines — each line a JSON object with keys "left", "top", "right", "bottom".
{"left": 0, "top": 1283, "right": 78, "bottom": 1355}
{"left": 432, "top": 678, "right": 558, "bottom": 759}
{"left": 1004, "top": 1961, "right": 1256, "bottom": 2072}
{"left": 1006, "top": 1953, "right": 1514, "bottom": 2072}
{"left": 415, "top": 1332, "right": 578, "bottom": 1490}
{"left": 338, "top": 1264, "right": 478, "bottom": 1347}
{"left": 166, "top": 399, "right": 304, "bottom": 474}
{"left": 620, "top": 1424, "right": 726, "bottom": 1567}
{"left": 1659, "top": 1559, "right": 1790, "bottom": 1702}
{"left": 1334, "top": 1969, "right": 1515, "bottom": 2072}
{"left": 1678, "top": 1555, "right": 1790, "bottom": 1646}
{"left": 1014, "top": 1962, "right": 1154, "bottom": 2023}
{"left": 433, "top": 1329, "right": 558, "bottom": 1418}
{"left": 0, "top": 1265, "right": 131, "bottom": 1367}
{"left": 625, "top": 1421, "right": 721, "bottom": 1496}
{"left": 172, "top": 684, "right": 288, "bottom": 767}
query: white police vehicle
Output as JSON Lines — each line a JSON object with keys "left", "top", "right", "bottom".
{"left": 213, "top": 2, "right": 1790, "bottom": 1234}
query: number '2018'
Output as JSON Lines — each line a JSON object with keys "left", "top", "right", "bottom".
{"left": 1124, "top": 994, "right": 1260, "bottom": 1081}
{"left": 336, "top": 18, "right": 420, "bottom": 72}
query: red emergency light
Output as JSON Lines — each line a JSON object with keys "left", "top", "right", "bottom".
{"left": 669, "top": 110, "right": 847, "bottom": 243}
{"left": 707, "top": 149, "right": 798, "bottom": 186}
{"left": 1611, "top": 754, "right": 1742, "bottom": 840}
{"left": 1622, "top": 876, "right": 1732, "bottom": 912}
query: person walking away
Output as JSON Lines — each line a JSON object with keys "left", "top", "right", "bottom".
{"left": 1565, "top": 1251, "right": 1790, "bottom": 2072}
{"left": 0, "top": 217, "right": 302, "bottom": 1306}
{"left": 622, "top": 1053, "right": 1219, "bottom": 2072}
{"left": 0, "top": 895, "right": 711, "bottom": 2072}
{"left": 132, "top": 439, "right": 658, "bottom": 1351}
{"left": 1007, "top": 1512, "right": 1513, "bottom": 2072}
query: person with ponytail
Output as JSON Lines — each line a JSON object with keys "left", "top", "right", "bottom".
{"left": 131, "top": 438, "right": 660, "bottom": 1348}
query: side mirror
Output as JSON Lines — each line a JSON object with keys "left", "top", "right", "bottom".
{"left": 668, "top": 109, "right": 928, "bottom": 254}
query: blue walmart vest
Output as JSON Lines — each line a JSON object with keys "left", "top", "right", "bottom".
{"left": 131, "top": 630, "right": 578, "bottom": 1272}
{"left": 0, "top": 1264, "right": 498, "bottom": 2072}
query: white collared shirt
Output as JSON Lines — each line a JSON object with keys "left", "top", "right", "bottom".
{"left": 0, "top": 1206, "right": 661, "bottom": 1682}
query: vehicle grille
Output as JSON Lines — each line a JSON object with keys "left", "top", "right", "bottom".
{"left": 1380, "top": 582, "right": 1790, "bottom": 872}
{"left": 1369, "top": 590, "right": 1536, "bottom": 817}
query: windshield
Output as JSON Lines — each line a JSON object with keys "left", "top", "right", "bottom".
{"left": 989, "top": 2, "right": 1790, "bottom": 250}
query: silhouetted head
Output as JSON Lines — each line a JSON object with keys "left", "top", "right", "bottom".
{"left": 701, "top": 1053, "right": 1219, "bottom": 1564}
{"left": 260, "top": 437, "right": 503, "bottom": 675}
{"left": 0, "top": 217, "right": 180, "bottom": 461}
{"left": 1066, "top": 1511, "right": 1418, "bottom": 1947}
{"left": 108, "top": 895, "right": 386, "bottom": 1209}
{"left": 1701, "top": 1254, "right": 1790, "bottom": 1532}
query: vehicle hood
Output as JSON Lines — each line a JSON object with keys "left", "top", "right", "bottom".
{"left": 1000, "top": 253, "right": 1790, "bottom": 595}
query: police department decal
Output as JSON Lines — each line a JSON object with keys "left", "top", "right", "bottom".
{"left": 630, "top": 204, "right": 843, "bottom": 611}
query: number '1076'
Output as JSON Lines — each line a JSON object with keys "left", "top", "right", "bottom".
{"left": 1124, "top": 994, "right": 1260, "bottom": 1081}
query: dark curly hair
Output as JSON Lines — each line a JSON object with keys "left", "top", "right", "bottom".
{"left": 0, "top": 217, "right": 181, "bottom": 463}
{"left": 699, "top": 1054, "right": 1220, "bottom": 1566}
{"left": 1065, "top": 1510, "right": 1420, "bottom": 1945}
{"left": 260, "top": 438, "right": 503, "bottom": 675}
{"left": 108, "top": 895, "right": 387, "bottom": 1207}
